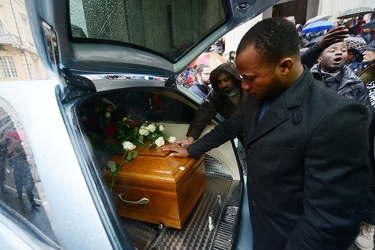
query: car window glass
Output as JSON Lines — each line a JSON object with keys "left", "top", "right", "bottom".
{"left": 0, "top": 97, "right": 60, "bottom": 248}
{"left": 69, "top": 0, "right": 226, "bottom": 61}
{"left": 78, "top": 90, "right": 195, "bottom": 160}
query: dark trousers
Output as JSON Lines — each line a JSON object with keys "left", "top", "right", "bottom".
{"left": 13, "top": 163, "right": 35, "bottom": 203}
{"left": 364, "top": 184, "right": 375, "bottom": 225}
{"left": 364, "top": 118, "right": 375, "bottom": 225}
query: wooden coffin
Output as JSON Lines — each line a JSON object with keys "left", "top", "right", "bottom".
{"left": 105, "top": 146, "right": 206, "bottom": 229}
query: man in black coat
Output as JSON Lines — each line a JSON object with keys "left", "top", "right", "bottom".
{"left": 163, "top": 17, "right": 370, "bottom": 249}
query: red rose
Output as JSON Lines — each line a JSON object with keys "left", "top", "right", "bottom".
{"left": 128, "top": 117, "right": 140, "bottom": 127}
{"left": 104, "top": 125, "right": 116, "bottom": 136}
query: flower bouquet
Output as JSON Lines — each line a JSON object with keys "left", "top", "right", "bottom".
{"left": 82, "top": 98, "right": 176, "bottom": 191}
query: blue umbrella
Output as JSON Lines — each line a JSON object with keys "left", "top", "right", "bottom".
{"left": 363, "top": 19, "right": 375, "bottom": 29}
{"left": 301, "top": 20, "right": 334, "bottom": 33}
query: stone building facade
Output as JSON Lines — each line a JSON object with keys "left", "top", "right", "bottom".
{"left": 0, "top": 0, "right": 48, "bottom": 82}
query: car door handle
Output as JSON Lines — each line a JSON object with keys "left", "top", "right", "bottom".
{"left": 118, "top": 194, "right": 150, "bottom": 205}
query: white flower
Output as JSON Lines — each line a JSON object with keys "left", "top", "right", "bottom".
{"left": 105, "top": 112, "right": 111, "bottom": 118}
{"left": 155, "top": 137, "right": 165, "bottom": 147}
{"left": 139, "top": 125, "right": 149, "bottom": 136}
{"left": 158, "top": 124, "right": 165, "bottom": 131}
{"left": 168, "top": 136, "right": 176, "bottom": 143}
{"left": 122, "top": 141, "right": 136, "bottom": 150}
{"left": 147, "top": 123, "right": 157, "bottom": 133}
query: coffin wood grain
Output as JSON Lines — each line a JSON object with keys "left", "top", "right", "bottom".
{"left": 104, "top": 146, "right": 206, "bottom": 229}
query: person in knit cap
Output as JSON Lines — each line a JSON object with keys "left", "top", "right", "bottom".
{"left": 185, "top": 74, "right": 194, "bottom": 88}
{"left": 177, "top": 62, "right": 247, "bottom": 146}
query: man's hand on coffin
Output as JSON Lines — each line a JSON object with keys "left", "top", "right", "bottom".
{"left": 175, "top": 136, "right": 194, "bottom": 147}
{"left": 162, "top": 143, "right": 190, "bottom": 158}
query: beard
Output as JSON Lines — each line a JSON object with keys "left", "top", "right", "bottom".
{"left": 267, "top": 73, "right": 288, "bottom": 97}
{"left": 221, "top": 86, "right": 234, "bottom": 94}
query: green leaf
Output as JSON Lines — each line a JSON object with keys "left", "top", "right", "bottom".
{"left": 133, "top": 140, "right": 144, "bottom": 146}
{"left": 108, "top": 161, "right": 117, "bottom": 172}
{"left": 139, "top": 135, "right": 144, "bottom": 141}
{"left": 107, "top": 161, "right": 116, "bottom": 168}
{"left": 126, "top": 153, "right": 133, "bottom": 161}
{"left": 133, "top": 127, "right": 139, "bottom": 135}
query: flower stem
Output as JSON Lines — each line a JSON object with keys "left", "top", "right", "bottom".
{"left": 109, "top": 145, "right": 145, "bottom": 192}
{"left": 109, "top": 150, "right": 128, "bottom": 192}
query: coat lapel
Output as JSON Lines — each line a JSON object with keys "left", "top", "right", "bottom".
{"left": 245, "top": 67, "right": 314, "bottom": 146}
{"left": 248, "top": 97, "right": 289, "bottom": 144}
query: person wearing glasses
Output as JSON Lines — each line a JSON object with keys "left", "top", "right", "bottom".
{"left": 188, "top": 64, "right": 211, "bottom": 99}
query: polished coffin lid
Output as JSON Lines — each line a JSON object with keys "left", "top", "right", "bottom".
{"left": 106, "top": 146, "right": 206, "bottom": 228}
{"left": 111, "top": 147, "right": 203, "bottom": 190}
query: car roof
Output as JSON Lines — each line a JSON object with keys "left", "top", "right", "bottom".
{"left": 26, "top": 0, "right": 279, "bottom": 78}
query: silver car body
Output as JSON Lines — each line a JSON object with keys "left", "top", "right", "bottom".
{"left": 0, "top": 0, "right": 279, "bottom": 249}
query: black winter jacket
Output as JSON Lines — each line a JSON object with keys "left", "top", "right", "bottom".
{"left": 310, "top": 64, "right": 373, "bottom": 127}
{"left": 186, "top": 62, "right": 247, "bottom": 139}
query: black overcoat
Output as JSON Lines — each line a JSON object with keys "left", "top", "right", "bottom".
{"left": 188, "top": 67, "right": 370, "bottom": 249}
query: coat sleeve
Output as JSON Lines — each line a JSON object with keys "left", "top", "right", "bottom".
{"left": 356, "top": 83, "right": 374, "bottom": 127}
{"left": 300, "top": 43, "right": 323, "bottom": 69}
{"left": 186, "top": 94, "right": 218, "bottom": 139}
{"left": 187, "top": 105, "right": 244, "bottom": 159}
{"left": 344, "top": 66, "right": 374, "bottom": 127}
{"left": 285, "top": 102, "right": 370, "bottom": 249}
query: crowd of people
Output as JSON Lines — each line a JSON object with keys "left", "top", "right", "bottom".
{"left": 167, "top": 13, "right": 375, "bottom": 250}
{"left": 298, "top": 15, "right": 375, "bottom": 49}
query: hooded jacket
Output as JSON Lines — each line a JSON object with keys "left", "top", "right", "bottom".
{"left": 186, "top": 62, "right": 247, "bottom": 139}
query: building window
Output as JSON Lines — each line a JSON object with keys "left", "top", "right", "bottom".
{"left": 20, "top": 15, "right": 33, "bottom": 48}
{"left": 0, "top": 57, "right": 18, "bottom": 78}
{"left": 33, "top": 58, "right": 41, "bottom": 79}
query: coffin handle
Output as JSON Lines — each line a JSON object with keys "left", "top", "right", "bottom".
{"left": 118, "top": 194, "right": 150, "bottom": 205}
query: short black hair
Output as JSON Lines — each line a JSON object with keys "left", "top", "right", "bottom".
{"left": 348, "top": 48, "right": 359, "bottom": 55}
{"left": 236, "top": 17, "right": 300, "bottom": 65}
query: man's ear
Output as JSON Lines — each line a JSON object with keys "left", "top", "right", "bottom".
{"left": 278, "top": 58, "right": 294, "bottom": 75}
{"left": 317, "top": 56, "right": 322, "bottom": 63}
